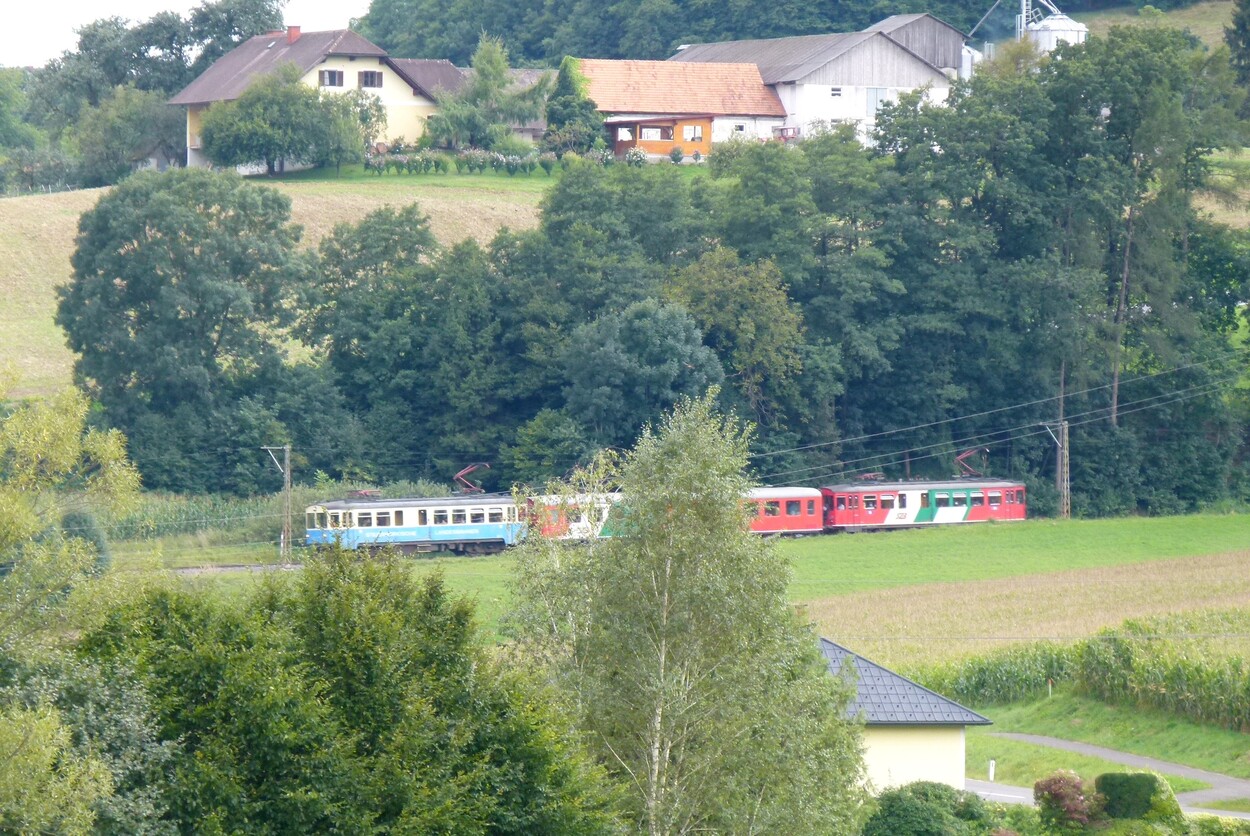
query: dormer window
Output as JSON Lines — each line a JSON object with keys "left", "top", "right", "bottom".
{"left": 319, "top": 70, "right": 344, "bottom": 87}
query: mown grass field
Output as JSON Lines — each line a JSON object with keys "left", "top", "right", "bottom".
{"left": 1075, "top": 0, "right": 1234, "bottom": 51}
{"left": 0, "top": 171, "right": 544, "bottom": 399}
{"left": 131, "top": 513, "right": 1250, "bottom": 656}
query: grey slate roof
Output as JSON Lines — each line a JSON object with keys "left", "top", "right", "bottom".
{"left": 389, "top": 58, "right": 466, "bottom": 99}
{"left": 820, "top": 638, "right": 991, "bottom": 727}
{"left": 169, "top": 29, "right": 387, "bottom": 105}
{"left": 669, "top": 32, "right": 875, "bottom": 84}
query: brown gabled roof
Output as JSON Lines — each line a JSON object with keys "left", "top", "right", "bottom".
{"left": 388, "top": 58, "right": 466, "bottom": 99}
{"left": 579, "top": 59, "right": 785, "bottom": 118}
{"left": 169, "top": 29, "right": 387, "bottom": 105}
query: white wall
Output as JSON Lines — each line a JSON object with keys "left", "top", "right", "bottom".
{"left": 780, "top": 82, "right": 949, "bottom": 142}
{"left": 709, "top": 116, "right": 786, "bottom": 143}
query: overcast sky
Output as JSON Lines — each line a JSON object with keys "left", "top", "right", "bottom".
{"left": 3, "top": 0, "right": 373, "bottom": 69}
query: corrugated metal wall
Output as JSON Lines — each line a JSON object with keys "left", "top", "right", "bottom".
{"left": 882, "top": 18, "right": 965, "bottom": 70}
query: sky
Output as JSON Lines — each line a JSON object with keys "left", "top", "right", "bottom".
{"left": 2, "top": 0, "right": 373, "bottom": 69}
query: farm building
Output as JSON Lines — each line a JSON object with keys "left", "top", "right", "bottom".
{"left": 577, "top": 59, "right": 787, "bottom": 159}
{"left": 820, "top": 638, "right": 991, "bottom": 791}
{"left": 669, "top": 14, "right": 971, "bottom": 140}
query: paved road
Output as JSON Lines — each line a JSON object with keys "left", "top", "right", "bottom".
{"left": 966, "top": 733, "right": 1250, "bottom": 820}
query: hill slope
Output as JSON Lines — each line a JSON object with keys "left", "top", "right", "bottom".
{"left": 0, "top": 176, "right": 543, "bottom": 398}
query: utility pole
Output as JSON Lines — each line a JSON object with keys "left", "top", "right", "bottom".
{"left": 1041, "top": 422, "right": 1070, "bottom": 520}
{"left": 263, "top": 445, "right": 293, "bottom": 561}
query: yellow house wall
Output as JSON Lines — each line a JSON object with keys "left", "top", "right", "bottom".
{"left": 300, "top": 56, "right": 438, "bottom": 143}
{"left": 861, "top": 726, "right": 966, "bottom": 792}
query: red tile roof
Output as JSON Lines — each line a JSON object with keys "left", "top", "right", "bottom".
{"left": 578, "top": 59, "right": 785, "bottom": 118}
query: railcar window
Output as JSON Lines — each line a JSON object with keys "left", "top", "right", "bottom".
{"left": 417, "top": 509, "right": 428, "bottom": 525}
{"left": 764, "top": 501, "right": 780, "bottom": 517}
{"left": 952, "top": 494, "right": 966, "bottom": 507}
{"left": 329, "top": 512, "right": 342, "bottom": 527}
{"left": 1016, "top": 490, "right": 1025, "bottom": 503}
{"left": 899, "top": 494, "right": 907, "bottom": 509}
{"left": 881, "top": 495, "right": 895, "bottom": 510}
{"left": 470, "top": 509, "right": 485, "bottom": 524}
{"left": 590, "top": 505, "right": 605, "bottom": 523}
{"left": 488, "top": 509, "right": 504, "bottom": 523}
{"left": 921, "top": 493, "right": 930, "bottom": 508}
{"left": 357, "top": 512, "right": 373, "bottom": 527}
{"left": 935, "top": 495, "right": 950, "bottom": 508}
{"left": 507, "top": 506, "right": 517, "bottom": 522}
{"left": 433, "top": 510, "right": 448, "bottom": 525}
{"left": 836, "top": 496, "right": 847, "bottom": 510}
{"left": 1006, "top": 493, "right": 1015, "bottom": 504}
{"left": 394, "top": 511, "right": 404, "bottom": 525}
{"left": 786, "top": 500, "right": 801, "bottom": 516}
{"left": 864, "top": 496, "right": 877, "bottom": 511}
{"left": 971, "top": 495, "right": 984, "bottom": 507}
{"left": 850, "top": 496, "right": 859, "bottom": 509}
{"left": 376, "top": 512, "right": 391, "bottom": 527}
{"left": 306, "top": 513, "right": 317, "bottom": 529}
{"left": 807, "top": 500, "right": 815, "bottom": 514}
{"left": 452, "top": 509, "right": 466, "bottom": 524}
{"left": 989, "top": 492, "right": 1002, "bottom": 506}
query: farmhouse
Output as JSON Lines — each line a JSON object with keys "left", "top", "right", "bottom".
{"left": 169, "top": 27, "right": 452, "bottom": 167}
{"left": 669, "top": 14, "right": 970, "bottom": 140}
{"left": 577, "top": 59, "right": 787, "bottom": 159}
{"left": 821, "top": 638, "right": 991, "bottom": 791}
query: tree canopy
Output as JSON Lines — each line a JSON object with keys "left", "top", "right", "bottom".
{"left": 510, "top": 394, "right": 867, "bottom": 833}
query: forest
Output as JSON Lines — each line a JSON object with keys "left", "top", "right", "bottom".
{"left": 51, "top": 25, "right": 1250, "bottom": 516}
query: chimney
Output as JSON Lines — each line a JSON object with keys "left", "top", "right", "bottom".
{"left": 287, "top": 26, "right": 301, "bottom": 43}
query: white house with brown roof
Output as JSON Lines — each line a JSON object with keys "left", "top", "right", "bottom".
{"left": 669, "top": 14, "right": 966, "bottom": 140}
{"left": 821, "top": 638, "right": 991, "bottom": 792}
{"left": 170, "top": 27, "right": 458, "bottom": 167}
{"left": 577, "top": 59, "right": 787, "bottom": 159}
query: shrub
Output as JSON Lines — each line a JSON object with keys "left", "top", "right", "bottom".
{"left": 624, "top": 147, "right": 647, "bottom": 167}
{"left": 692, "top": 150, "right": 702, "bottom": 163}
{"left": 61, "top": 511, "right": 111, "bottom": 575}
{"left": 669, "top": 145, "right": 685, "bottom": 164}
{"left": 1095, "top": 773, "right": 1158, "bottom": 819}
{"left": 1034, "top": 770, "right": 1099, "bottom": 831}
{"left": 862, "top": 788, "right": 956, "bottom": 836}
{"left": 537, "top": 152, "right": 558, "bottom": 175}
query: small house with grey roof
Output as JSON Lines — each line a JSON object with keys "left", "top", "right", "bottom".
{"left": 670, "top": 14, "right": 972, "bottom": 141}
{"left": 821, "top": 637, "right": 991, "bottom": 791}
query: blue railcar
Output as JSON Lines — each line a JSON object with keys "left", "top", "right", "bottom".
{"left": 305, "top": 494, "right": 523, "bottom": 555}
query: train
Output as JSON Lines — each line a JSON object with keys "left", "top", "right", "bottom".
{"left": 304, "top": 479, "right": 1027, "bottom": 555}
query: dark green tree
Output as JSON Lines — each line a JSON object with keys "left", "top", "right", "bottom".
{"left": 542, "top": 57, "right": 604, "bottom": 153}
{"left": 561, "top": 299, "right": 723, "bottom": 448}
{"left": 200, "top": 65, "right": 326, "bottom": 174}
{"left": 70, "top": 86, "right": 185, "bottom": 187}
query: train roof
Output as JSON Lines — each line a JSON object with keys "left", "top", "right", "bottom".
{"left": 308, "top": 493, "right": 516, "bottom": 512}
{"left": 748, "top": 487, "right": 823, "bottom": 500}
{"left": 820, "top": 479, "right": 1025, "bottom": 492}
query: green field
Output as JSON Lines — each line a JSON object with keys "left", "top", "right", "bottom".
{"left": 1074, "top": 0, "right": 1234, "bottom": 51}
{"left": 0, "top": 172, "right": 544, "bottom": 399}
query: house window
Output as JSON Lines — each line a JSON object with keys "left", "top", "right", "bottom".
{"left": 732, "top": 123, "right": 747, "bottom": 133}
{"left": 319, "top": 69, "right": 343, "bottom": 87}
{"left": 682, "top": 124, "right": 703, "bottom": 142}
{"left": 867, "top": 87, "right": 890, "bottom": 113}
{"left": 617, "top": 127, "right": 633, "bottom": 141}
{"left": 639, "top": 126, "right": 674, "bottom": 141}
{"left": 830, "top": 86, "right": 842, "bottom": 97}
{"left": 358, "top": 70, "right": 383, "bottom": 89}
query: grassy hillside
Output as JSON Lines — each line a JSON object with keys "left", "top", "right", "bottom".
{"left": 0, "top": 173, "right": 544, "bottom": 399}
{"left": 1074, "top": 0, "right": 1234, "bottom": 51}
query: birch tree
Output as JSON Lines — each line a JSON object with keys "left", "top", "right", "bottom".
{"left": 511, "top": 393, "right": 866, "bottom": 835}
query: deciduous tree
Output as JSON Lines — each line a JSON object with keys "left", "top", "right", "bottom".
{"left": 511, "top": 394, "right": 866, "bottom": 834}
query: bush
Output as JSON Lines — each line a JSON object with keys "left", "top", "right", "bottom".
{"left": 1095, "top": 772, "right": 1158, "bottom": 819}
{"left": 1034, "top": 770, "right": 1099, "bottom": 831}
{"left": 862, "top": 782, "right": 994, "bottom": 835}
{"left": 623, "top": 147, "right": 647, "bottom": 167}
{"left": 669, "top": 145, "right": 685, "bottom": 164}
